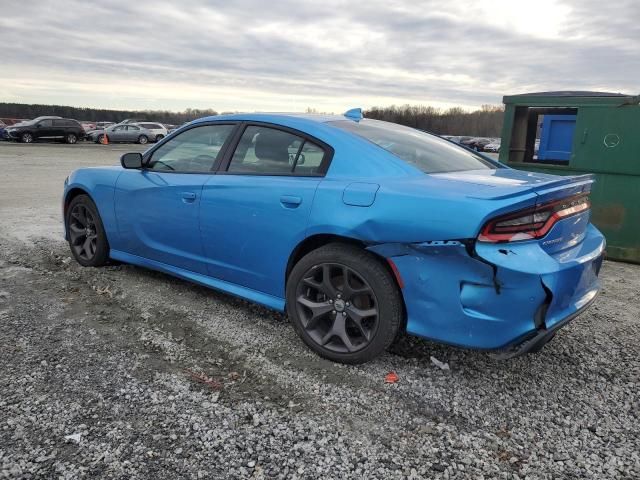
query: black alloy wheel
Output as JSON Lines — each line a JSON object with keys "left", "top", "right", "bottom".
{"left": 66, "top": 195, "right": 109, "bottom": 267}
{"left": 21, "top": 132, "right": 33, "bottom": 143}
{"left": 296, "top": 263, "right": 379, "bottom": 353}
{"left": 68, "top": 204, "right": 98, "bottom": 261}
{"left": 287, "top": 243, "right": 402, "bottom": 364}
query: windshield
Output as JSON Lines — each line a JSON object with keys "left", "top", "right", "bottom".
{"left": 330, "top": 119, "right": 498, "bottom": 173}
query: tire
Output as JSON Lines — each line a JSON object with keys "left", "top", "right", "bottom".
{"left": 96, "top": 134, "right": 105, "bottom": 144}
{"left": 286, "top": 243, "right": 402, "bottom": 364}
{"left": 66, "top": 194, "right": 110, "bottom": 267}
{"left": 138, "top": 135, "right": 148, "bottom": 145}
{"left": 21, "top": 132, "right": 33, "bottom": 143}
{"left": 155, "top": 134, "right": 164, "bottom": 142}
{"left": 66, "top": 133, "right": 78, "bottom": 144}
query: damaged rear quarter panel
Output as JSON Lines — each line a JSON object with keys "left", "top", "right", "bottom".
{"left": 367, "top": 242, "right": 547, "bottom": 349}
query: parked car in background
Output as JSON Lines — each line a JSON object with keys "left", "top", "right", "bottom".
{"left": 63, "top": 111, "right": 604, "bottom": 364}
{"left": 135, "top": 122, "right": 168, "bottom": 142}
{"left": 462, "top": 137, "right": 493, "bottom": 151}
{"left": 447, "top": 136, "right": 473, "bottom": 145}
{"left": 119, "top": 118, "right": 146, "bottom": 125}
{"left": 483, "top": 140, "right": 501, "bottom": 153}
{"left": 83, "top": 122, "right": 116, "bottom": 138}
{"left": 87, "top": 124, "right": 153, "bottom": 144}
{"left": 3, "top": 117, "right": 84, "bottom": 143}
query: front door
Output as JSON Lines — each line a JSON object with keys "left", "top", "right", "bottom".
{"left": 200, "top": 124, "right": 330, "bottom": 297}
{"left": 35, "top": 119, "right": 56, "bottom": 140}
{"left": 108, "top": 125, "right": 127, "bottom": 141}
{"left": 114, "top": 122, "right": 237, "bottom": 273}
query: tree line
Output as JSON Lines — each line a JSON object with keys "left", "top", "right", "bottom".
{"left": 0, "top": 103, "right": 220, "bottom": 125}
{"left": 0, "top": 102, "right": 505, "bottom": 136}
{"left": 364, "top": 104, "right": 504, "bottom": 137}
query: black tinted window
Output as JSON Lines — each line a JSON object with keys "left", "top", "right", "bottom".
{"left": 149, "top": 124, "right": 235, "bottom": 172}
{"left": 330, "top": 119, "right": 496, "bottom": 173}
{"left": 228, "top": 126, "right": 325, "bottom": 175}
{"left": 38, "top": 119, "right": 53, "bottom": 127}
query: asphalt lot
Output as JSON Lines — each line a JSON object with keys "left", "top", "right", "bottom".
{"left": 0, "top": 142, "right": 638, "bottom": 479}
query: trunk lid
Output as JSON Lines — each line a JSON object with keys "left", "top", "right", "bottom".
{"left": 432, "top": 168, "right": 595, "bottom": 253}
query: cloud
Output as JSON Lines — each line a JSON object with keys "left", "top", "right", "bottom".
{"left": 0, "top": 0, "right": 637, "bottom": 112}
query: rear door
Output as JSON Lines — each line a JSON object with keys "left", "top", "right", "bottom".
{"left": 126, "top": 125, "right": 141, "bottom": 142}
{"left": 114, "top": 123, "right": 237, "bottom": 273}
{"left": 52, "top": 119, "right": 67, "bottom": 138}
{"left": 200, "top": 123, "right": 332, "bottom": 297}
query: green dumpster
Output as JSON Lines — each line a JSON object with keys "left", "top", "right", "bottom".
{"left": 499, "top": 91, "right": 640, "bottom": 263}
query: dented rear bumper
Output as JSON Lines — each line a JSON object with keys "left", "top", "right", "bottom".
{"left": 367, "top": 223, "right": 605, "bottom": 354}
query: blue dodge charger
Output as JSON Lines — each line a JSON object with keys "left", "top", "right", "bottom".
{"left": 63, "top": 109, "right": 605, "bottom": 364}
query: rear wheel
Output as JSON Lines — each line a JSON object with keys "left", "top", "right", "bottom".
{"left": 155, "top": 134, "right": 164, "bottom": 142}
{"left": 286, "top": 243, "right": 402, "bottom": 364}
{"left": 21, "top": 132, "right": 33, "bottom": 143}
{"left": 66, "top": 195, "right": 109, "bottom": 267}
{"left": 66, "top": 133, "right": 78, "bottom": 144}
{"left": 138, "top": 135, "right": 148, "bottom": 145}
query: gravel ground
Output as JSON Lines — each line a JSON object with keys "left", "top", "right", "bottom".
{"left": 0, "top": 142, "right": 638, "bottom": 479}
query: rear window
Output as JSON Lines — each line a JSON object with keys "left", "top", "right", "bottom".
{"left": 330, "top": 119, "right": 497, "bottom": 173}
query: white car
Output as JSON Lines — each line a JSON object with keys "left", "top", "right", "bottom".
{"left": 135, "top": 122, "right": 168, "bottom": 142}
{"left": 484, "top": 141, "right": 501, "bottom": 153}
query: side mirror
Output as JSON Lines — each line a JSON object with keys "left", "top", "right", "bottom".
{"left": 121, "top": 152, "right": 143, "bottom": 169}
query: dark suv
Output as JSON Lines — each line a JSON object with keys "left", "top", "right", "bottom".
{"left": 3, "top": 116, "right": 85, "bottom": 144}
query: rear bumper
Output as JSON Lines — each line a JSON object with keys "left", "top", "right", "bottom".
{"left": 367, "top": 223, "right": 605, "bottom": 352}
{"left": 490, "top": 289, "right": 599, "bottom": 359}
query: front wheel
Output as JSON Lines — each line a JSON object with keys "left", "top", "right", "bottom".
{"left": 155, "top": 134, "right": 164, "bottom": 142}
{"left": 66, "top": 195, "right": 110, "bottom": 267}
{"left": 21, "top": 132, "right": 33, "bottom": 143}
{"left": 286, "top": 243, "right": 403, "bottom": 364}
{"left": 138, "top": 135, "right": 148, "bottom": 145}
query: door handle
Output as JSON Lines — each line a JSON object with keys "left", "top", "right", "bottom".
{"left": 181, "top": 191, "right": 197, "bottom": 203}
{"left": 280, "top": 195, "right": 302, "bottom": 208}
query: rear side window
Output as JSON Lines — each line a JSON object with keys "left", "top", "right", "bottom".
{"left": 227, "top": 126, "right": 326, "bottom": 175}
{"left": 330, "top": 119, "right": 497, "bottom": 173}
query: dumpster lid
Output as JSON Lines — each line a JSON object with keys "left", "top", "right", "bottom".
{"left": 510, "top": 91, "right": 629, "bottom": 98}
{"left": 503, "top": 90, "right": 639, "bottom": 106}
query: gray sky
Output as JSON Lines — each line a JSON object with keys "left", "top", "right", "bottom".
{"left": 1, "top": 0, "right": 638, "bottom": 113}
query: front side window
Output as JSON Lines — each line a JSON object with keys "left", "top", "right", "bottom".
{"left": 148, "top": 124, "right": 235, "bottom": 172}
{"left": 127, "top": 125, "right": 140, "bottom": 131}
{"left": 113, "top": 125, "right": 125, "bottom": 132}
{"left": 330, "top": 119, "right": 497, "bottom": 174}
{"left": 227, "top": 125, "right": 325, "bottom": 175}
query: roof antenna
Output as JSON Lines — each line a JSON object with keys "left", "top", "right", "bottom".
{"left": 343, "top": 108, "right": 363, "bottom": 121}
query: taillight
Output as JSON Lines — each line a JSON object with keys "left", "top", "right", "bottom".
{"left": 478, "top": 194, "right": 590, "bottom": 243}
